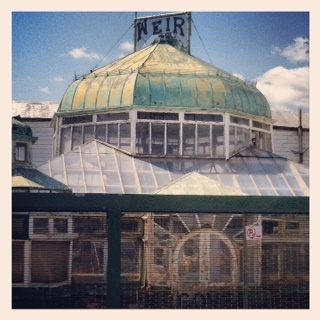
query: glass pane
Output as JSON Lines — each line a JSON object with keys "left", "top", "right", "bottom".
{"left": 197, "top": 124, "right": 210, "bottom": 156}
{"left": 33, "top": 218, "right": 49, "bottom": 234}
{"left": 218, "top": 174, "right": 236, "bottom": 188}
{"left": 153, "top": 172, "right": 170, "bottom": 186}
{"left": 151, "top": 123, "right": 165, "bottom": 155}
{"left": 54, "top": 218, "right": 68, "bottom": 233}
{"left": 178, "top": 236, "right": 200, "bottom": 282}
{"left": 107, "top": 186, "right": 123, "bottom": 193}
{"left": 228, "top": 158, "right": 248, "bottom": 174}
{"left": 107, "top": 123, "right": 118, "bottom": 146}
{"left": 15, "top": 143, "right": 27, "bottom": 161}
{"left": 119, "top": 123, "right": 131, "bottom": 151}
{"left": 117, "top": 153, "right": 133, "bottom": 171}
{"left": 137, "top": 172, "right": 156, "bottom": 187}
{"left": 97, "top": 112, "right": 129, "bottom": 122}
{"left": 212, "top": 125, "right": 224, "bottom": 156}
{"left": 252, "top": 174, "right": 272, "bottom": 188}
{"left": 100, "top": 153, "right": 117, "bottom": 171}
{"left": 183, "top": 124, "right": 195, "bottom": 155}
{"left": 244, "top": 158, "right": 265, "bottom": 174}
{"left": 105, "top": 172, "right": 121, "bottom": 185}
{"left": 31, "top": 242, "right": 69, "bottom": 282}
{"left": 136, "top": 122, "right": 149, "bottom": 154}
{"left": 121, "top": 240, "right": 141, "bottom": 274}
{"left": 65, "top": 152, "right": 81, "bottom": 169}
{"left": 167, "top": 123, "right": 180, "bottom": 155}
{"left": 134, "top": 158, "right": 151, "bottom": 171}
{"left": 229, "top": 126, "right": 235, "bottom": 154}
{"left": 83, "top": 125, "right": 94, "bottom": 143}
{"left": 121, "top": 172, "right": 137, "bottom": 186}
{"left": 60, "top": 127, "right": 71, "bottom": 154}
{"left": 72, "top": 126, "right": 82, "bottom": 149}
{"left": 237, "top": 174, "right": 255, "bottom": 189}
{"left": 96, "top": 124, "right": 106, "bottom": 142}
{"left": 85, "top": 172, "right": 102, "bottom": 187}
{"left": 268, "top": 175, "right": 289, "bottom": 189}
{"left": 285, "top": 175, "right": 301, "bottom": 189}
{"left": 123, "top": 186, "right": 140, "bottom": 194}
{"left": 72, "top": 240, "right": 105, "bottom": 274}
{"left": 259, "top": 158, "right": 281, "bottom": 174}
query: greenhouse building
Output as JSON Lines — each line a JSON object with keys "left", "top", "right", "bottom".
{"left": 12, "top": 13, "right": 309, "bottom": 309}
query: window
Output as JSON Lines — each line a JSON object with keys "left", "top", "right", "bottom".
{"left": 230, "top": 116, "right": 249, "bottom": 126}
{"left": 96, "top": 124, "right": 106, "bottom": 141}
{"left": 183, "top": 124, "right": 196, "bottom": 155}
{"left": 151, "top": 123, "right": 165, "bottom": 155}
{"left": 138, "top": 112, "right": 178, "bottom": 121}
{"left": 12, "top": 215, "right": 29, "bottom": 239}
{"left": 33, "top": 218, "right": 49, "bottom": 234}
{"left": 97, "top": 112, "right": 129, "bottom": 122}
{"left": 60, "top": 127, "right": 71, "bottom": 154}
{"left": 167, "top": 124, "right": 180, "bottom": 155}
{"left": 15, "top": 142, "right": 28, "bottom": 161}
{"left": 83, "top": 125, "right": 94, "bottom": 143}
{"left": 119, "top": 123, "right": 131, "bottom": 151}
{"left": 31, "top": 241, "right": 69, "bottom": 283}
{"left": 253, "top": 121, "right": 270, "bottom": 131}
{"left": 107, "top": 123, "right": 118, "bottom": 146}
{"left": 72, "top": 126, "right": 82, "bottom": 149}
{"left": 185, "top": 114, "right": 222, "bottom": 122}
{"left": 62, "top": 115, "right": 92, "bottom": 125}
{"left": 197, "top": 124, "right": 210, "bottom": 156}
{"left": 136, "top": 123, "right": 150, "bottom": 154}
{"left": 54, "top": 218, "right": 68, "bottom": 233}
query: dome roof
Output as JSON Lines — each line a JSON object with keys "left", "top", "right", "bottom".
{"left": 58, "top": 42, "right": 271, "bottom": 120}
{"left": 12, "top": 117, "right": 38, "bottom": 143}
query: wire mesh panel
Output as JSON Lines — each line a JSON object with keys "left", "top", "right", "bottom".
{"left": 12, "top": 194, "right": 309, "bottom": 309}
{"left": 118, "top": 212, "right": 308, "bottom": 309}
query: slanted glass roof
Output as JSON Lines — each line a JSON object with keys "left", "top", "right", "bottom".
{"left": 37, "top": 140, "right": 309, "bottom": 196}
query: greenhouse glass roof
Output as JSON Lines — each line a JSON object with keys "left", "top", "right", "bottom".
{"left": 37, "top": 140, "right": 309, "bottom": 196}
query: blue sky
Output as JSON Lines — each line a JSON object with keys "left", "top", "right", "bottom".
{"left": 12, "top": 11, "right": 309, "bottom": 111}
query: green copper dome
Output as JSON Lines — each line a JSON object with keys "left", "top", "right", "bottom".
{"left": 12, "top": 117, "right": 38, "bottom": 143}
{"left": 58, "top": 42, "right": 271, "bottom": 120}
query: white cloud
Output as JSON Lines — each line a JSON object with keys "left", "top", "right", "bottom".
{"left": 272, "top": 37, "right": 309, "bottom": 64}
{"left": 40, "top": 87, "right": 50, "bottom": 94}
{"left": 256, "top": 66, "right": 309, "bottom": 110}
{"left": 232, "top": 73, "right": 245, "bottom": 81}
{"left": 120, "top": 41, "right": 134, "bottom": 53}
{"left": 67, "top": 47, "right": 102, "bottom": 60}
{"left": 53, "top": 76, "right": 64, "bottom": 83}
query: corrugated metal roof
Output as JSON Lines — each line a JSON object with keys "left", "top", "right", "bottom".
{"left": 12, "top": 101, "right": 59, "bottom": 119}
{"left": 12, "top": 176, "right": 44, "bottom": 188}
{"left": 57, "top": 43, "right": 272, "bottom": 121}
{"left": 12, "top": 167, "right": 71, "bottom": 192}
{"left": 272, "top": 109, "right": 309, "bottom": 129}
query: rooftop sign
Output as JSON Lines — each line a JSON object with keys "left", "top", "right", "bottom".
{"left": 134, "top": 12, "right": 191, "bottom": 53}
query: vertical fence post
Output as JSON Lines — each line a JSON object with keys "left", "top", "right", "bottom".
{"left": 106, "top": 208, "right": 122, "bottom": 308}
{"left": 243, "top": 214, "right": 249, "bottom": 308}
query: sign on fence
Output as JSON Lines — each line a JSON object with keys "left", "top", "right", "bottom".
{"left": 245, "top": 225, "right": 262, "bottom": 240}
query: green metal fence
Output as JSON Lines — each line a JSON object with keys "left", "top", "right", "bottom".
{"left": 12, "top": 193, "right": 309, "bottom": 309}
